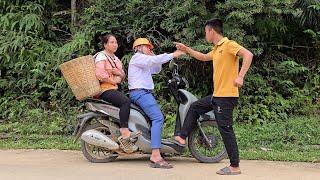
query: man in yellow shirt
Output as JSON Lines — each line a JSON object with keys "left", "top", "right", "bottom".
{"left": 174, "top": 18, "right": 253, "bottom": 175}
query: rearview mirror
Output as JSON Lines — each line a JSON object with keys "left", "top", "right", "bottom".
{"left": 169, "top": 60, "right": 178, "bottom": 70}
{"left": 169, "top": 60, "right": 179, "bottom": 75}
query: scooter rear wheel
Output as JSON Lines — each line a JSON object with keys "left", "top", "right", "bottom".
{"left": 188, "top": 120, "right": 227, "bottom": 163}
{"left": 81, "top": 122, "right": 118, "bottom": 163}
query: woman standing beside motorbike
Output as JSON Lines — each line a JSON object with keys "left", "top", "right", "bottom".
{"left": 94, "top": 34, "right": 140, "bottom": 153}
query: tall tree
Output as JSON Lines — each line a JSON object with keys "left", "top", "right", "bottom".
{"left": 71, "top": 0, "right": 77, "bottom": 33}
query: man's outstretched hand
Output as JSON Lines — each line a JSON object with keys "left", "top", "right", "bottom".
{"left": 174, "top": 42, "right": 188, "bottom": 52}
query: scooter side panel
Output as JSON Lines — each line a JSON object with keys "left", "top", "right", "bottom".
{"left": 178, "top": 89, "right": 198, "bottom": 126}
{"left": 178, "top": 89, "right": 216, "bottom": 124}
{"left": 87, "top": 102, "right": 181, "bottom": 154}
{"left": 90, "top": 102, "right": 120, "bottom": 119}
{"left": 128, "top": 109, "right": 150, "bottom": 132}
{"left": 129, "top": 110, "right": 180, "bottom": 154}
{"left": 134, "top": 136, "right": 182, "bottom": 154}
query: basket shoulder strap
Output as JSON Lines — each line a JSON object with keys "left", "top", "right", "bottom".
{"left": 101, "top": 52, "right": 117, "bottom": 68}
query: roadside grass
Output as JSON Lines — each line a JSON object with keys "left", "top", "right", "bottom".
{"left": 237, "top": 116, "right": 320, "bottom": 162}
{"left": 0, "top": 135, "right": 79, "bottom": 150}
{"left": 1, "top": 116, "right": 319, "bottom": 162}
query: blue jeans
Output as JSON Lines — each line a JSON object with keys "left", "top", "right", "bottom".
{"left": 129, "top": 89, "right": 164, "bottom": 149}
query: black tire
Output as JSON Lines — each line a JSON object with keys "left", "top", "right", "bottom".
{"left": 81, "top": 122, "right": 118, "bottom": 163}
{"left": 188, "top": 120, "right": 227, "bottom": 163}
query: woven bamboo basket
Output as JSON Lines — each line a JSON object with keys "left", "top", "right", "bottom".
{"left": 59, "top": 55, "right": 101, "bottom": 100}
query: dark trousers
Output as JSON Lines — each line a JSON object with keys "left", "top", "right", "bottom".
{"left": 100, "top": 89, "right": 131, "bottom": 128}
{"left": 179, "top": 95, "right": 240, "bottom": 167}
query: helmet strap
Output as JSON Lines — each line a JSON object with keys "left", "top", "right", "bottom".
{"left": 134, "top": 45, "right": 145, "bottom": 54}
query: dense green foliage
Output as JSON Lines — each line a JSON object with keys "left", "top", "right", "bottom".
{"left": 0, "top": 0, "right": 319, "bottom": 134}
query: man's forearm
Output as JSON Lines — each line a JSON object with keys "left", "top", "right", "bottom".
{"left": 238, "top": 54, "right": 253, "bottom": 78}
{"left": 186, "top": 47, "right": 208, "bottom": 61}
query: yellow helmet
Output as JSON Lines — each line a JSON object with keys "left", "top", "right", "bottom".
{"left": 132, "top": 38, "right": 154, "bottom": 49}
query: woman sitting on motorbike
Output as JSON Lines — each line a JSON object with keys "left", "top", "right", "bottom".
{"left": 94, "top": 34, "right": 140, "bottom": 153}
{"left": 128, "top": 38, "right": 185, "bottom": 168}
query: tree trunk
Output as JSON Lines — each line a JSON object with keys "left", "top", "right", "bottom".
{"left": 71, "top": 0, "right": 77, "bottom": 34}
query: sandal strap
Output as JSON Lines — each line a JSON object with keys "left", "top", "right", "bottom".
{"left": 159, "top": 160, "right": 170, "bottom": 166}
{"left": 221, "top": 167, "right": 231, "bottom": 173}
{"left": 155, "top": 159, "right": 171, "bottom": 166}
{"left": 121, "top": 131, "right": 142, "bottom": 140}
{"left": 118, "top": 136, "right": 137, "bottom": 153}
{"left": 150, "top": 159, "right": 173, "bottom": 169}
{"left": 129, "top": 131, "right": 142, "bottom": 139}
{"left": 216, "top": 166, "right": 241, "bottom": 175}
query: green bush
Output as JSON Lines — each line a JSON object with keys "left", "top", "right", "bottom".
{"left": 0, "top": 0, "right": 319, "bottom": 129}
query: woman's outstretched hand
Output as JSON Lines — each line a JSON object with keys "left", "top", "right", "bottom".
{"left": 173, "top": 50, "right": 186, "bottom": 58}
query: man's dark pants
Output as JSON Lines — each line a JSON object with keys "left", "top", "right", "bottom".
{"left": 179, "top": 95, "right": 239, "bottom": 167}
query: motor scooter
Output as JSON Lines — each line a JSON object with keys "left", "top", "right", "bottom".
{"left": 73, "top": 60, "right": 226, "bottom": 163}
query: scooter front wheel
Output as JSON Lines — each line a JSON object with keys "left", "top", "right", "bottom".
{"left": 188, "top": 120, "right": 227, "bottom": 163}
{"left": 81, "top": 123, "right": 119, "bottom": 163}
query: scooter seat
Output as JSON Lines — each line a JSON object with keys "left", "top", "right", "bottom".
{"left": 86, "top": 98, "right": 113, "bottom": 105}
{"left": 86, "top": 98, "right": 151, "bottom": 124}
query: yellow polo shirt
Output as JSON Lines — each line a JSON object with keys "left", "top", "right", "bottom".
{"left": 209, "top": 37, "right": 243, "bottom": 97}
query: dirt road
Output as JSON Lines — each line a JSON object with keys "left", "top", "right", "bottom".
{"left": 0, "top": 149, "right": 319, "bottom": 180}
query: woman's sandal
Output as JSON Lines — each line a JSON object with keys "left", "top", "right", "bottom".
{"left": 127, "top": 131, "right": 142, "bottom": 139}
{"left": 216, "top": 166, "right": 241, "bottom": 175}
{"left": 149, "top": 159, "right": 173, "bottom": 169}
{"left": 171, "top": 138, "right": 187, "bottom": 147}
{"left": 118, "top": 131, "right": 141, "bottom": 153}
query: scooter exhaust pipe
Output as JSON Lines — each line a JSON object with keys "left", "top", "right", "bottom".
{"left": 81, "top": 129, "right": 119, "bottom": 150}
